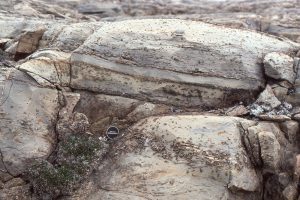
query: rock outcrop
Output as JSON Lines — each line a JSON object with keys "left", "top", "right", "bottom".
{"left": 0, "top": 67, "right": 59, "bottom": 177}
{"left": 0, "top": 0, "right": 300, "bottom": 200}
{"left": 70, "top": 19, "right": 298, "bottom": 108}
{"left": 5, "top": 18, "right": 298, "bottom": 108}
{"left": 74, "top": 116, "right": 262, "bottom": 200}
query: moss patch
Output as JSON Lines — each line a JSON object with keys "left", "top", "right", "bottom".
{"left": 25, "top": 134, "right": 108, "bottom": 199}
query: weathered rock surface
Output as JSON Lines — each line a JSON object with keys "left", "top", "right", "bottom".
{"left": 0, "top": 178, "right": 31, "bottom": 200}
{"left": 74, "top": 92, "right": 170, "bottom": 135}
{"left": 255, "top": 85, "right": 282, "bottom": 111}
{"left": 66, "top": 114, "right": 295, "bottom": 200}
{"left": 280, "top": 120, "right": 299, "bottom": 145}
{"left": 258, "top": 131, "right": 281, "bottom": 171}
{"left": 71, "top": 19, "right": 299, "bottom": 108}
{"left": 225, "top": 105, "right": 249, "bottom": 116}
{"left": 3, "top": 0, "right": 300, "bottom": 42}
{"left": 9, "top": 17, "right": 299, "bottom": 108}
{"left": 264, "top": 52, "right": 296, "bottom": 84}
{"left": 39, "top": 22, "right": 104, "bottom": 52}
{"left": 0, "top": 0, "right": 300, "bottom": 199}
{"left": 18, "top": 50, "right": 71, "bottom": 87}
{"left": 69, "top": 115, "right": 262, "bottom": 200}
{"left": 0, "top": 67, "right": 59, "bottom": 176}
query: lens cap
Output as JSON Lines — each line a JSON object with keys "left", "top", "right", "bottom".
{"left": 106, "top": 126, "right": 119, "bottom": 139}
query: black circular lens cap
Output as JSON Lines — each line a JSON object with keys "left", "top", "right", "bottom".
{"left": 106, "top": 126, "right": 119, "bottom": 139}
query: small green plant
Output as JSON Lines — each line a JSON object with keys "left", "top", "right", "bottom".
{"left": 60, "top": 135, "right": 105, "bottom": 162}
{"left": 25, "top": 134, "right": 108, "bottom": 199}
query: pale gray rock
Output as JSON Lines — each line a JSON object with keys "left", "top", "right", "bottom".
{"left": 1, "top": 0, "right": 300, "bottom": 42}
{"left": 294, "top": 58, "right": 300, "bottom": 74}
{"left": 293, "top": 113, "right": 300, "bottom": 121}
{"left": 0, "top": 67, "right": 59, "bottom": 176}
{"left": 264, "top": 52, "right": 295, "bottom": 84}
{"left": 271, "top": 81, "right": 291, "bottom": 102}
{"left": 69, "top": 115, "right": 261, "bottom": 200}
{"left": 255, "top": 121, "right": 289, "bottom": 147}
{"left": 18, "top": 50, "right": 71, "bottom": 87}
{"left": 244, "top": 125, "right": 264, "bottom": 167}
{"left": 243, "top": 121, "right": 289, "bottom": 170}
{"left": 288, "top": 58, "right": 300, "bottom": 105}
{"left": 71, "top": 19, "right": 299, "bottom": 108}
{"left": 0, "top": 16, "right": 50, "bottom": 39}
{"left": 40, "top": 22, "right": 104, "bottom": 52}
{"left": 126, "top": 102, "right": 169, "bottom": 122}
{"left": 0, "top": 1, "right": 300, "bottom": 199}
{"left": 258, "top": 131, "right": 281, "bottom": 172}
{"left": 258, "top": 114, "right": 291, "bottom": 122}
{"left": 255, "top": 85, "right": 281, "bottom": 111}
{"left": 295, "top": 154, "right": 300, "bottom": 178}
{"left": 78, "top": 2, "right": 123, "bottom": 17}
{"left": 280, "top": 121, "right": 299, "bottom": 145}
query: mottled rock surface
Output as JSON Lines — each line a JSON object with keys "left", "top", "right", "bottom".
{"left": 70, "top": 19, "right": 298, "bottom": 108}
{"left": 68, "top": 115, "right": 262, "bottom": 200}
{"left": 0, "top": 0, "right": 300, "bottom": 200}
{"left": 0, "top": 67, "right": 59, "bottom": 177}
{"left": 264, "top": 52, "right": 296, "bottom": 84}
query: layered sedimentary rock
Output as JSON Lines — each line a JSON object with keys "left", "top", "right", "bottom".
{"left": 10, "top": 18, "right": 299, "bottom": 108}
{"left": 71, "top": 19, "right": 298, "bottom": 108}
{"left": 0, "top": 0, "right": 300, "bottom": 200}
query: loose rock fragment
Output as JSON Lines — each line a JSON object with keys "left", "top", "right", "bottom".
{"left": 18, "top": 50, "right": 71, "bottom": 87}
{"left": 225, "top": 105, "right": 249, "bottom": 116}
{"left": 271, "top": 82, "right": 289, "bottom": 101}
{"left": 264, "top": 52, "right": 295, "bottom": 84}
{"left": 255, "top": 85, "right": 281, "bottom": 111}
{"left": 258, "top": 114, "right": 291, "bottom": 122}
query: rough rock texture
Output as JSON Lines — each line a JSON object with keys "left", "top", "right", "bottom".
{"left": 0, "top": 0, "right": 300, "bottom": 200}
{"left": 74, "top": 92, "right": 170, "bottom": 135}
{"left": 255, "top": 85, "right": 282, "bottom": 111}
{"left": 7, "top": 17, "right": 300, "bottom": 108}
{"left": 258, "top": 131, "right": 281, "bottom": 171}
{"left": 2, "top": 0, "right": 300, "bottom": 42}
{"left": 264, "top": 52, "right": 296, "bottom": 84}
{"left": 66, "top": 115, "right": 296, "bottom": 200}
{"left": 69, "top": 115, "right": 262, "bottom": 200}
{"left": 70, "top": 19, "right": 298, "bottom": 108}
{"left": 0, "top": 67, "right": 59, "bottom": 177}
{"left": 18, "top": 50, "right": 71, "bottom": 87}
